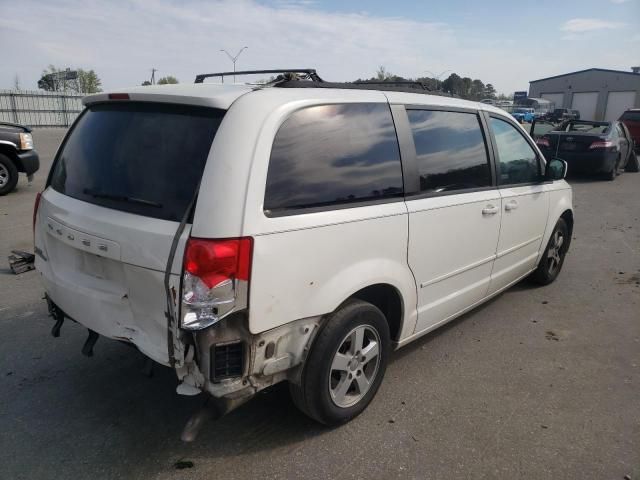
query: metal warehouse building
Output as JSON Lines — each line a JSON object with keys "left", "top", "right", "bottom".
{"left": 529, "top": 67, "right": 640, "bottom": 122}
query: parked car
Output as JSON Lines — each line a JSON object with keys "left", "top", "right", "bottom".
{"left": 533, "top": 119, "right": 638, "bottom": 178}
{"left": 511, "top": 107, "right": 535, "bottom": 123}
{"left": 619, "top": 108, "right": 640, "bottom": 153}
{"left": 0, "top": 122, "right": 39, "bottom": 195}
{"left": 546, "top": 108, "right": 580, "bottom": 123}
{"left": 34, "top": 73, "right": 573, "bottom": 426}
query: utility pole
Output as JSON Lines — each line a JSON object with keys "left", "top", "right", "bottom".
{"left": 220, "top": 47, "right": 248, "bottom": 82}
{"left": 150, "top": 68, "right": 157, "bottom": 85}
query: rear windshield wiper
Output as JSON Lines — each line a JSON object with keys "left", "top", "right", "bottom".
{"left": 83, "top": 188, "right": 163, "bottom": 208}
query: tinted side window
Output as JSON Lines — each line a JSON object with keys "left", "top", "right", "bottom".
{"left": 490, "top": 117, "right": 541, "bottom": 185}
{"left": 264, "top": 103, "right": 403, "bottom": 212}
{"left": 407, "top": 110, "right": 491, "bottom": 193}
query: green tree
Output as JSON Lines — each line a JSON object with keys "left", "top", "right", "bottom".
{"left": 442, "top": 73, "right": 462, "bottom": 96}
{"left": 484, "top": 83, "right": 497, "bottom": 99}
{"left": 157, "top": 75, "right": 179, "bottom": 85}
{"left": 37, "top": 65, "right": 101, "bottom": 93}
{"left": 470, "top": 79, "right": 485, "bottom": 100}
{"left": 76, "top": 69, "right": 101, "bottom": 93}
{"left": 141, "top": 80, "right": 152, "bottom": 86}
{"left": 375, "top": 66, "right": 393, "bottom": 81}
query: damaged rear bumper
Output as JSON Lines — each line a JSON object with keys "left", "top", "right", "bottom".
{"left": 43, "top": 292, "right": 321, "bottom": 406}
{"left": 176, "top": 313, "right": 322, "bottom": 403}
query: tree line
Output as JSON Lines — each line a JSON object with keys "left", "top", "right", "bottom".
{"left": 31, "top": 65, "right": 508, "bottom": 100}
{"left": 357, "top": 66, "right": 509, "bottom": 101}
{"left": 34, "top": 65, "right": 180, "bottom": 93}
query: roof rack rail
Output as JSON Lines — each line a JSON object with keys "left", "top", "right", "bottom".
{"left": 353, "top": 80, "right": 431, "bottom": 91}
{"left": 195, "top": 69, "right": 324, "bottom": 84}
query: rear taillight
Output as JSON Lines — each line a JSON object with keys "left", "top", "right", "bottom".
{"left": 536, "top": 137, "right": 550, "bottom": 148}
{"left": 108, "top": 93, "right": 130, "bottom": 100}
{"left": 589, "top": 140, "right": 615, "bottom": 150}
{"left": 33, "top": 191, "right": 42, "bottom": 241}
{"left": 181, "top": 237, "right": 253, "bottom": 330}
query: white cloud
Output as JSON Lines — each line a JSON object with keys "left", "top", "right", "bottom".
{"left": 561, "top": 18, "right": 626, "bottom": 32}
{"left": 0, "top": 0, "right": 637, "bottom": 94}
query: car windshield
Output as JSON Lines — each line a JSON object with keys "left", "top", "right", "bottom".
{"left": 556, "top": 122, "right": 609, "bottom": 134}
{"left": 49, "top": 102, "right": 225, "bottom": 222}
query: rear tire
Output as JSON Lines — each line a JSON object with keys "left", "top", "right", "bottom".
{"left": 530, "top": 218, "right": 569, "bottom": 285}
{"left": 605, "top": 156, "right": 619, "bottom": 181}
{"left": 290, "top": 299, "right": 390, "bottom": 425}
{"left": 0, "top": 153, "right": 19, "bottom": 196}
{"left": 626, "top": 151, "right": 639, "bottom": 173}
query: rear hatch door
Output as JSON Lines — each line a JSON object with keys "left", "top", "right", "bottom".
{"left": 35, "top": 102, "right": 225, "bottom": 365}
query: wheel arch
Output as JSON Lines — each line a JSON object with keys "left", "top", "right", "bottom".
{"left": 344, "top": 283, "right": 405, "bottom": 342}
{"left": 560, "top": 208, "right": 574, "bottom": 245}
{"left": 0, "top": 145, "right": 22, "bottom": 171}
{"left": 536, "top": 188, "right": 574, "bottom": 267}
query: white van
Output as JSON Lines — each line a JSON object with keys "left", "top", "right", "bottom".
{"left": 34, "top": 71, "right": 573, "bottom": 426}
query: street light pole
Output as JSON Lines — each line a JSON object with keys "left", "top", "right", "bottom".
{"left": 220, "top": 47, "right": 248, "bottom": 83}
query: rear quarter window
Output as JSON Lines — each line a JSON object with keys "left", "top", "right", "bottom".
{"left": 49, "top": 102, "right": 225, "bottom": 222}
{"left": 264, "top": 103, "right": 404, "bottom": 214}
{"left": 620, "top": 111, "right": 640, "bottom": 122}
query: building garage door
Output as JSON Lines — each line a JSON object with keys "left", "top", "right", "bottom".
{"left": 604, "top": 91, "right": 637, "bottom": 122}
{"left": 571, "top": 92, "right": 598, "bottom": 121}
{"left": 541, "top": 93, "right": 564, "bottom": 109}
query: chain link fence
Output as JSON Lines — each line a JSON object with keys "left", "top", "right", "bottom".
{"left": 0, "top": 89, "right": 84, "bottom": 127}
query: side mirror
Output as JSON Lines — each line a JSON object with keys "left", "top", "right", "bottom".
{"left": 546, "top": 158, "right": 567, "bottom": 180}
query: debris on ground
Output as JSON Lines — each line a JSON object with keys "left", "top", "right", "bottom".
{"left": 545, "top": 331, "right": 560, "bottom": 341}
{"left": 8, "top": 250, "right": 35, "bottom": 274}
{"left": 174, "top": 460, "right": 194, "bottom": 470}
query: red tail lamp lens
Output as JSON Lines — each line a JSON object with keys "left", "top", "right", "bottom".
{"left": 184, "top": 238, "right": 253, "bottom": 288}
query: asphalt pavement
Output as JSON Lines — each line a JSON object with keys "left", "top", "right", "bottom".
{"left": 0, "top": 128, "right": 638, "bottom": 479}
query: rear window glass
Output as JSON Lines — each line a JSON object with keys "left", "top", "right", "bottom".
{"left": 407, "top": 109, "right": 491, "bottom": 193}
{"left": 50, "top": 102, "right": 224, "bottom": 222}
{"left": 563, "top": 122, "right": 609, "bottom": 134}
{"left": 264, "top": 103, "right": 403, "bottom": 213}
{"left": 620, "top": 111, "right": 640, "bottom": 122}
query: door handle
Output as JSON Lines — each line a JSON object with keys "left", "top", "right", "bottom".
{"left": 482, "top": 205, "right": 499, "bottom": 215}
{"left": 505, "top": 200, "right": 519, "bottom": 211}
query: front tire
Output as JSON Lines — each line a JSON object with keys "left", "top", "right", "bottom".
{"left": 290, "top": 299, "right": 390, "bottom": 425}
{"left": 0, "top": 154, "right": 19, "bottom": 196}
{"left": 530, "top": 218, "right": 569, "bottom": 285}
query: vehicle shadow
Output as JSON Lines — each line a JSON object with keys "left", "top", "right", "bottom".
{"left": 0, "top": 308, "right": 330, "bottom": 479}
{"left": 0, "top": 276, "right": 542, "bottom": 478}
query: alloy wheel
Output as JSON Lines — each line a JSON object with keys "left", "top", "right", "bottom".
{"left": 329, "top": 325, "right": 381, "bottom": 408}
{"left": 0, "top": 164, "right": 8, "bottom": 188}
{"left": 547, "top": 230, "right": 564, "bottom": 276}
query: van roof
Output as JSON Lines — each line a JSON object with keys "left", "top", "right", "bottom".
{"left": 83, "top": 83, "right": 255, "bottom": 109}
{"left": 85, "top": 82, "right": 506, "bottom": 116}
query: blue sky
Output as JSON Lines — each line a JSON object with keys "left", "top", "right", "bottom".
{"left": 1, "top": 0, "right": 638, "bottom": 93}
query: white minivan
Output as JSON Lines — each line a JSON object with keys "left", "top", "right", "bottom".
{"left": 34, "top": 71, "right": 573, "bottom": 426}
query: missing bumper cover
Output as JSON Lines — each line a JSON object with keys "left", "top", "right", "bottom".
{"left": 210, "top": 341, "right": 244, "bottom": 382}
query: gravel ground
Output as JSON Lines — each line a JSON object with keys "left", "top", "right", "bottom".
{"left": 0, "top": 128, "right": 638, "bottom": 480}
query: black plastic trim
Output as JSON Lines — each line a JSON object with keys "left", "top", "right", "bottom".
{"left": 390, "top": 104, "right": 420, "bottom": 194}
{"left": 264, "top": 195, "right": 405, "bottom": 218}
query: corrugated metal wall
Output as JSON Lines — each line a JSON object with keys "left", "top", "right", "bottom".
{"left": 0, "top": 89, "right": 84, "bottom": 127}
